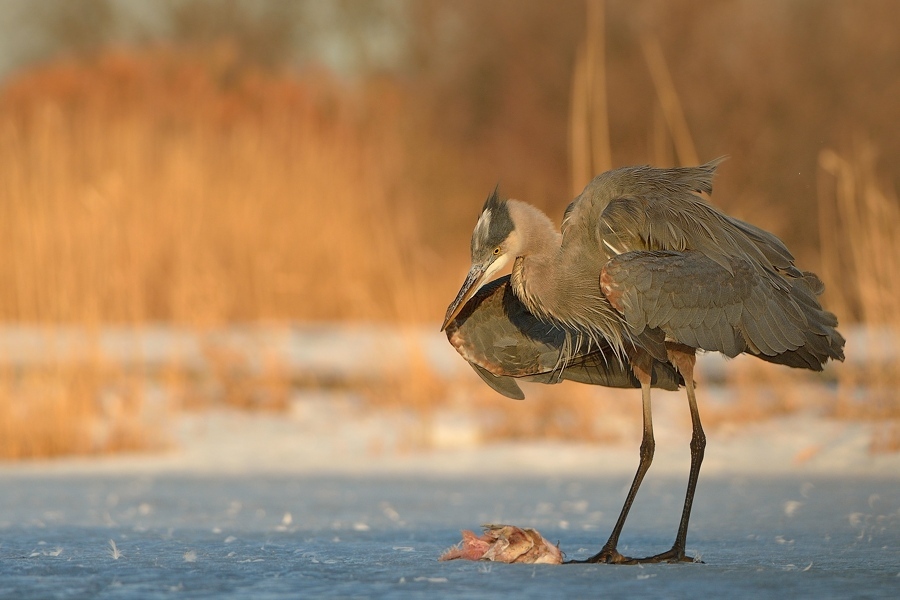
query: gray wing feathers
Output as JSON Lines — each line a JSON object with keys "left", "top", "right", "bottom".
{"left": 569, "top": 159, "right": 798, "bottom": 289}
{"left": 470, "top": 363, "right": 525, "bottom": 400}
{"left": 599, "top": 195, "right": 797, "bottom": 286}
{"left": 602, "top": 251, "right": 843, "bottom": 367}
{"left": 563, "top": 158, "right": 723, "bottom": 242}
{"left": 577, "top": 160, "right": 843, "bottom": 370}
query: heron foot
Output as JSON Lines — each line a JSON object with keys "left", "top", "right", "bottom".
{"left": 567, "top": 546, "right": 702, "bottom": 565}
{"left": 629, "top": 546, "right": 702, "bottom": 564}
{"left": 566, "top": 547, "right": 633, "bottom": 564}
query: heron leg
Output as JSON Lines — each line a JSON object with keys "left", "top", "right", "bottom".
{"left": 577, "top": 351, "right": 655, "bottom": 564}
{"left": 641, "top": 344, "right": 705, "bottom": 564}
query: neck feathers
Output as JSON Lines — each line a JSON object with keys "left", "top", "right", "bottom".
{"left": 506, "top": 201, "right": 561, "bottom": 321}
{"left": 506, "top": 201, "right": 561, "bottom": 258}
{"left": 507, "top": 200, "right": 627, "bottom": 356}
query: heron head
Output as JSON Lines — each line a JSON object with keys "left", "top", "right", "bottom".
{"left": 441, "top": 186, "right": 518, "bottom": 330}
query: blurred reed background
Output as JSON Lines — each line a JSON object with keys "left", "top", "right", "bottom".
{"left": 0, "top": 0, "right": 897, "bottom": 458}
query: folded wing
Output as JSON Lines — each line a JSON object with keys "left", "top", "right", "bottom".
{"left": 600, "top": 251, "right": 845, "bottom": 370}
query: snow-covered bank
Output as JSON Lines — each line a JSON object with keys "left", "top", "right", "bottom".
{"left": 3, "top": 397, "right": 897, "bottom": 479}
{"left": 0, "top": 323, "right": 894, "bottom": 479}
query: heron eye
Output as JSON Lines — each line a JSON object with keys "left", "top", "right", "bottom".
{"left": 493, "top": 247, "right": 501, "bottom": 255}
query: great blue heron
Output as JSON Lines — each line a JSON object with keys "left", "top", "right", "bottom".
{"left": 441, "top": 159, "right": 845, "bottom": 564}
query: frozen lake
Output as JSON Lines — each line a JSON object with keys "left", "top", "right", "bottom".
{"left": 1, "top": 473, "right": 897, "bottom": 598}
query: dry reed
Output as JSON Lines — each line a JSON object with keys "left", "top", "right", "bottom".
{"left": 701, "top": 143, "right": 900, "bottom": 447}
{"left": 0, "top": 48, "right": 432, "bottom": 324}
{"left": 0, "top": 47, "right": 437, "bottom": 458}
{"left": 817, "top": 143, "right": 900, "bottom": 450}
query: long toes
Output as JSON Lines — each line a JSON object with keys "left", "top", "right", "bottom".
{"left": 641, "top": 548, "right": 702, "bottom": 564}
{"left": 568, "top": 549, "right": 633, "bottom": 564}
{"left": 567, "top": 547, "right": 702, "bottom": 565}
{"left": 604, "top": 551, "right": 635, "bottom": 565}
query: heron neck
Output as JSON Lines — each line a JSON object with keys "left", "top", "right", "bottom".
{"left": 506, "top": 201, "right": 563, "bottom": 320}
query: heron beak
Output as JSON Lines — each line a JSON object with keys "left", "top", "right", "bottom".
{"left": 441, "top": 265, "right": 486, "bottom": 331}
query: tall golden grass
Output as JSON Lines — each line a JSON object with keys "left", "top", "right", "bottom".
{"left": 698, "top": 143, "right": 900, "bottom": 453}
{"left": 0, "top": 48, "right": 433, "bottom": 324}
{"left": 818, "top": 143, "right": 900, "bottom": 451}
{"left": 0, "top": 47, "right": 441, "bottom": 458}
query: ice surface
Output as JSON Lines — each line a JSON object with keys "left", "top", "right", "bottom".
{"left": 2, "top": 390, "right": 897, "bottom": 598}
{"left": 2, "top": 403, "right": 898, "bottom": 598}
{"left": 0, "top": 475, "right": 897, "bottom": 598}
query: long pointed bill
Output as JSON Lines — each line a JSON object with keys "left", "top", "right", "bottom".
{"left": 441, "top": 265, "right": 486, "bottom": 331}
